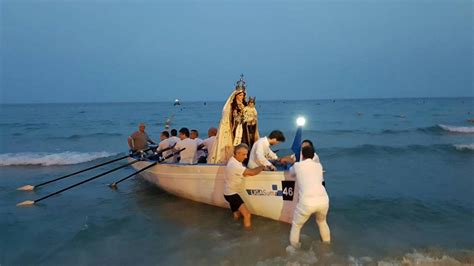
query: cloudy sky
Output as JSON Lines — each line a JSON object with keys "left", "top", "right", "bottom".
{"left": 1, "top": 0, "right": 472, "bottom": 103}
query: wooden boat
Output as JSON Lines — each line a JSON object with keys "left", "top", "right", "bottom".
{"left": 131, "top": 161, "right": 299, "bottom": 224}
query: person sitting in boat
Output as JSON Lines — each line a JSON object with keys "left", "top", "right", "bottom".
{"left": 190, "top": 129, "right": 206, "bottom": 163}
{"left": 247, "top": 130, "right": 286, "bottom": 171}
{"left": 243, "top": 97, "right": 259, "bottom": 149}
{"left": 208, "top": 74, "right": 260, "bottom": 164}
{"left": 224, "top": 143, "right": 265, "bottom": 229}
{"left": 287, "top": 145, "right": 330, "bottom": 251}
{"left": 128, "top": 123, "right": 156, "bottom": 153}
{"left": 169, "top": 129, "right": 180, "bottom": 146}
{"left": 157, "top": 131, "right": 175, "bottom": 163}
{"left": 174, "top": 127, "right": 198, "bottom": 164}
{"left": 202, "top": 127, "right": 217, "bottom": 161}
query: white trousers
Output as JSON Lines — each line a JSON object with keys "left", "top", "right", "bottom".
{"left": 290, "top": 202, "right": 330, "bottom": 246}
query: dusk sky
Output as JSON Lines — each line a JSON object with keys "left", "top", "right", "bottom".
{"left": 1, "top": 0, "right": 472, "bottom": 103}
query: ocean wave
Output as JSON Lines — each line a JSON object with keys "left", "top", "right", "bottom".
{"left": 308, "top": 123, "right": 474, "bottom": 137}
{"left": 438, "top": 124, "right": 474, "bottom": 134}
{"left": 0, "top": 151, "right": 117, "bottom": 166}
{"left": 320, "top": 144, "right": 471, "bottom": 157}
{"left": 256, "top": 249, "right": 469, "bottom": 266}
{"left": 0, "top": 122, "right": 50, "bottom": 128}
{"left": 49, "top": 133, "right": 123, "bottom": 140}
{"left": 454, "top": 144, "right": 474, "bottom": 152}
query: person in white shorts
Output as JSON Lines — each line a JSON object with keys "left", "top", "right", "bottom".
{"left": 288, "top": 145, "right": 330, "bottom": 249}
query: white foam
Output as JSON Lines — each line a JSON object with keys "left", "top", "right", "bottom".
{"left": 438, "top": 124, "right": 474, "bottom": 133}
{"left": 454, "top": 144, "right": 474, "bottom": 151}
{"left": 0, "top": 151, "right": 116, "bottom": 166}
{"left": 378, "top": 251, "right": 463, "bottom": 266}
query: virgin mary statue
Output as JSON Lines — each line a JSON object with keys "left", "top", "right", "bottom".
{"left": 208, "top": 75, "right": 260, "bottom": 164}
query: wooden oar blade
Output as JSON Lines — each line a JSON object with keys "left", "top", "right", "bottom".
{"left": 16, "top": 200, "right": 35, "bottom": 206}
{"left": 17, "top": 185, "right": 35, "bottom": 191}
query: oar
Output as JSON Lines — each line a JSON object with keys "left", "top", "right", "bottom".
{"left": 16, "top": 158, "right": 144, "bottom": 206}
{"left": 109, "top": 148, "right": 185, "bottom": 189}
{"left": 16, "top": 148, "right": 153, "bottom": 191}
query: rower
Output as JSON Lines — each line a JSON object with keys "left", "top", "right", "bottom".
{"left": 128, "top": 123, "right": 156, "bottom": 153}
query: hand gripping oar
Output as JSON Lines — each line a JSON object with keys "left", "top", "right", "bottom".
{"left": 16, "top": 157, "right": 145, "bottom": 206}
{"left": 16, "top": 148, "right": 153, "bottom": 191}
{"left": 108, "top": 148, "right": 185, "bottom": 189}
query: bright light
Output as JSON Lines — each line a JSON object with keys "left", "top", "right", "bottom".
{"left": 296, "top": 117, "right": 306, "bottom": 127}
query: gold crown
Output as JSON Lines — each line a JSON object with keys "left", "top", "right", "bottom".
{"left": 248, "top": 96, "right": 256, "bottom": 103}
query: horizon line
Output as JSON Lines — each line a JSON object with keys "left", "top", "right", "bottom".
{"left": 1, "top": 95, "right": 473, "bottom": 105}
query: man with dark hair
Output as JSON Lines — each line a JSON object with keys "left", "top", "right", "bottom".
{"left": 174, "top": 127, "right": 197, "bottom": 164}
{"left": 268, "top": 130, "right": 286, "bottom": 142}
{"left": 157, "top": 130, "right": 174, "bottom": 163}
{"left": 224, "top": 143, "right": 265, "bottom": 228}
{"left": 127, "top": 123, "right": 156, "bottom": 152}
{"left": 287, "top": 145, "right": 330, "bottom": 251}
{"left": 169, "top": 129, "right": 180, "bottom": 145}
{"left": 248, "top": 130, "right": 286, "bottom": 170}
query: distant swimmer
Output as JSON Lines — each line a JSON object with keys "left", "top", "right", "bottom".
{"left": 128, "top": 123, "right": 156, "bottom": 152}
{"left": 287, "top": 145, "right": 331, "bottom": 251}
{"left": 223, "top": 143, "right": 265, "bottom": 229}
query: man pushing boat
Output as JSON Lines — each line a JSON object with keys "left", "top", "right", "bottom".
{"left": 224, "top": 143, "right": 265, "bottom": 228}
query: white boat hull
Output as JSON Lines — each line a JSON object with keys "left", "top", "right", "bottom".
{"left": 131, "top": 160, "right": 299, "bottom": 224}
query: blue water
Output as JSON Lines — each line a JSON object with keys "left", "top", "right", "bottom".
{"left": 1, "top": 98, "right": 473, "bottom": 265}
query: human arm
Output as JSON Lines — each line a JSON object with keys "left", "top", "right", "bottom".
{"left": 255, "top": 143, "right": 274, "bottom": 168}
{"left": 243, "top": 166, "right": 265, "bottom": 177}
{"left": 288, "top": 165, "right": 296, "bottom": 177}
{"left": 146, "top": 133, "right": 156, "bottom": 145}
{"left": 128, "top": 136, "right": 134, "bottom": 150}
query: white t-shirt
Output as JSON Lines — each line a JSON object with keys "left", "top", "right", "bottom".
{"left": 175, "top": 138, "right": 197, "bottom": 164}
{"left": 289, "top": 159, "right": 328, "bottom": 206}
{"left": 202, "top": 136, "right": 216, "bottom": 157}
{"left": 168, "top": 136, "right": 180, "bottom": 146}
{"left": 291, "top": 152, "right": 320, "bottom": 163}
{"left": 193, "top": 138, "right": 206, "bottom": 159}
{"left": 157, "top": 138, "right": 174, "bottom": 163}
{"left": 224, "top": 156, "right": 247, "bottom": 195}
{"left": 248, "top": 137, "right": 278, "bottom": 168}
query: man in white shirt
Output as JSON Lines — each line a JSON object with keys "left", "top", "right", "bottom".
{"left": 174, "top": 127, "right": 198, "bottom": 164}
{"left": 224, "top": 143, "right": 265, "bottom": 228}
{"left": 287, "top": 145, "right": 331, "bottom": 251}
{"left": 290, "top": 139, "right": 325, "bottom": 186}
{"left": 291, "top": 139, "right": 321, "bottom": 163}
{"left": 190, "top": 129, "right": 206, "bottom": 163}
{"left": 202, "top": 127, "right": 217, "bottom": 161}
{"left": 168, "top": 129, "right": 180, "bottom": 146}
{"left": 156, "top": 131, "right": 174, "bottom": 163}
{"left": 248, "top": 130, "right": 286, "bottom": 170}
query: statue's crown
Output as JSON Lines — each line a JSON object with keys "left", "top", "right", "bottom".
{"left": 235, "top": 74, "right": 246, "bottom": 92}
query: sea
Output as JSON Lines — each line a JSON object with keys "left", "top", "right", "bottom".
{"left": 1, "top": 97, "right": 473, "bottom": 265}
